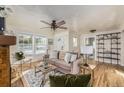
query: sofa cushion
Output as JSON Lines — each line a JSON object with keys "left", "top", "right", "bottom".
{"left": 49, "top": 74, "right": 91, "bottom": 87}
{"left": 70, "top": 54, "right": 77, "bottom": 63}
{"left": 50, "top": 58, "right": 59, "bottom": 62}
{"left": 59, "top": 51, "right": 65, "bottom": 60}
{"left": 59, "top": 60, "right": 71, "bottom": 66}
{"left": 49, "top": 58, "right": 71, "bottom": 71}
{"left": 54, "top": 60, "right": 71, "bottom": 71}
{"left": 48, "top": 58, "right": 57, "bottom": 65}
{"left": 64, "top": 53, "right": 71, "bottom": 63}
{"left": 49, "top": 50, "right": 58, "bottom": 59}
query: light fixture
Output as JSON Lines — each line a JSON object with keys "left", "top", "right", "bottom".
{"left": 0, "top": 7, "right": 7, "bottom": 17}
{"left": 0, "top": 6, "right": 13, "bottom": 17}
{"left": 90, "top": 29, "right": 96, "bottom": 33}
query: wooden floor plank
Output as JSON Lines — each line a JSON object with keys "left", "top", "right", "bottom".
{"left": 11, "top": 60, "right": 124, "bottom": 87}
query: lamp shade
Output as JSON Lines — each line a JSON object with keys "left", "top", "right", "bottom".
{"left": 80, "top": 46, "right": 93, "bottom": 55}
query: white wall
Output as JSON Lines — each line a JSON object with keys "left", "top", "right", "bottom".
{"left": 53, "top": 29, "right": 80, "bottom": 52}
{"left": 68, "top": 30, "right": 80, "bottom": 52}
{"left": 53, "top": 30, "right": 69, "bottom": 51}
{"left": 3, "top": 6, "right": 54, "bottom": 63}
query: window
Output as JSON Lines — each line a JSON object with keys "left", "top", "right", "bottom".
{"left": 17, "top": 33, "right": 47, "bottom": 55}
{"left": 35, "top": 36, "right": 47, "bottom": 54}
{"left": 84, "top": 36, "right": 96, "bottom": 59}
{"left": 18, "top": 34, "right": 33, "bottom": 54}
{"left": 73, "top": 37, "right": 78, "bottom": 47}
{"left": 85, "top": 37, "right": 95, "bottom": 46}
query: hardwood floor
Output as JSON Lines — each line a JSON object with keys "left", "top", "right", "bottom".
{"left": 11, "top": 61, "right": 40, "bottom": 87}
{"left": 11, "top": 60, "right": 124, "bottom": 87}
{"left": 93, "top": 63, "right": 124, "bottom": 87}
{"left": 11, "top": 78, "right": 24, "bottom": 87}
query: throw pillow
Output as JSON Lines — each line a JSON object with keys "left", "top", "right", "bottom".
{"left": 70, "top": 54, "right": 77, "bottom": 63}
{"left": 64, "top": 53, "right": 71, "bottom": 63}
{"left": 49, "top": 50, "right": 58, "bottom": 59}
{"left": 49, "top": 74, "right": 91, "bottom": 87}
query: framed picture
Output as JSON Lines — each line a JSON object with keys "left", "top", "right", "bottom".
{"left": 57, "top": 37, "right": 64, "bottom": 50}
{"left": 48, "top": 39, "right": 53, "bottom": 45}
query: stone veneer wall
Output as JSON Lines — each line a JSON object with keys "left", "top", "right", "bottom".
{"left": 0, "top": 46, "right": 11, "bottom": 87}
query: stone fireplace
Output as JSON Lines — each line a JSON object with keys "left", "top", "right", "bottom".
{"left": 0, "top": 35, "right": 16, "bottom": 87}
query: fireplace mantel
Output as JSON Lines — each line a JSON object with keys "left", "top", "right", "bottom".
{"left": 0, "top": 35, "right": 16, "bottom": 46}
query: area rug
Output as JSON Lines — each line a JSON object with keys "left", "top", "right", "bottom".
{"left": 22, "top": 69, "right": 63, "bottom": 87}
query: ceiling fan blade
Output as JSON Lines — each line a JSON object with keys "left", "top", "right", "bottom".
{"left": 58, "top": 26, "right": 67, "bottom": 29}
{"left": 40, "top": 20, "right": 51, "bottom": 25}
{"left": 40, "top": 27, "right": 51, "bottom": 29}
{"left": 56, "top": 20, "right": 66, "bottom": 27}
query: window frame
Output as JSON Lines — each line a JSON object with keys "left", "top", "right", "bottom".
{"left": 73, "top": 37, "right": 78, "bottom": 47}
{"left": 17, "top": 32, "right": 48, "bottom": 56}
{"left": 34, "top": 35, "right": 48, "bottom": 54}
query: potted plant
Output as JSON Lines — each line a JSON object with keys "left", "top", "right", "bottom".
{"left": 15, "top": 51, "right": 25, "bottom": 61}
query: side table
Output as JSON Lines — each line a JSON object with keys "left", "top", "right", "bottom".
{"left": 79, "top": 63, "right": 96, "bottom": 86}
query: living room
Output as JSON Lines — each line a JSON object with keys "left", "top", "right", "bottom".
{"left": 1, "top": 5, "right": 124, "bottom": 87}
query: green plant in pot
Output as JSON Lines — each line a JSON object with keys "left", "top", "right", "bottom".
{"left": 15, "top": 51, "right": 25, "bottom": 61}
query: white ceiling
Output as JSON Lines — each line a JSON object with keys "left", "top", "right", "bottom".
{"left": 5, "top": 5, "right": 124, "bottom": 34}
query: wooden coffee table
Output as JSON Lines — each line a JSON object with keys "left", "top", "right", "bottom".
{"left": 34, "top": 64, "right": 57, "bottom": 87}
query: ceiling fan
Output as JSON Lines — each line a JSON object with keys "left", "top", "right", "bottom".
{"left": 40, "top": 20, "right": 67, "bottom": 31}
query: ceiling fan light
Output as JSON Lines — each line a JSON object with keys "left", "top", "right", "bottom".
{"left": 0, "top": 7, "right": 8, "bottom": 17}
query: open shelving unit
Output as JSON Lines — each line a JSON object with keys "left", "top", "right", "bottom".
{"left": 96, "top": 32, "right": 121, "bottom": 64}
